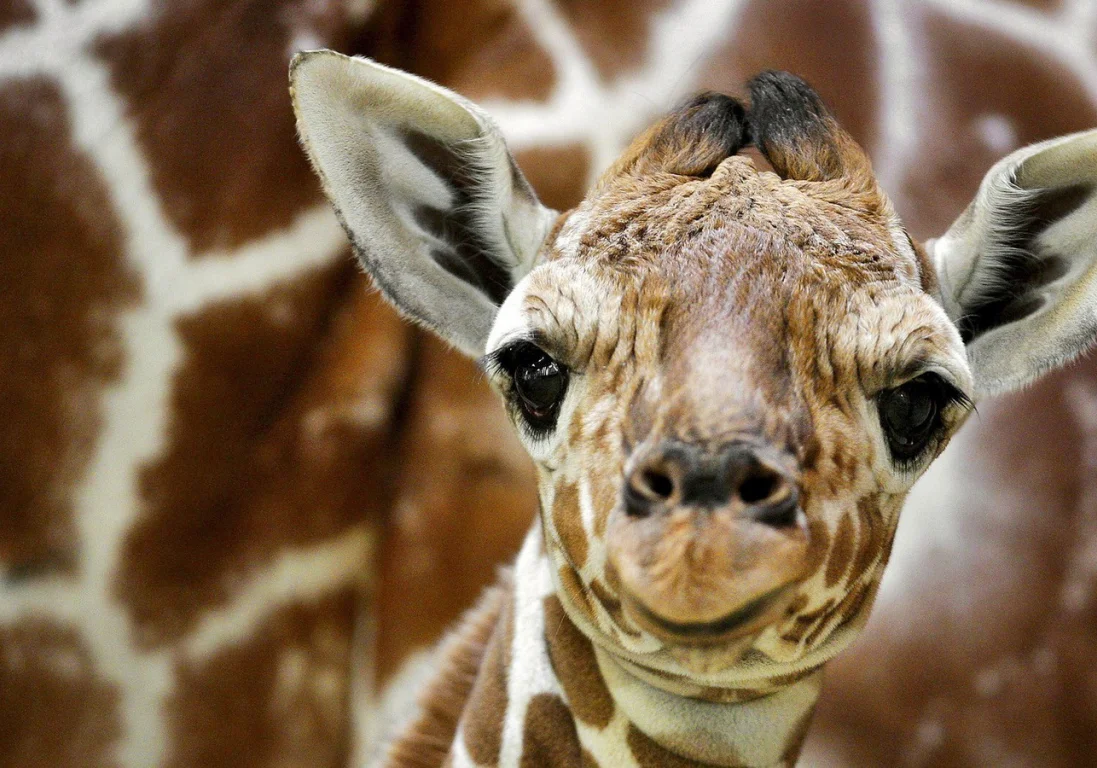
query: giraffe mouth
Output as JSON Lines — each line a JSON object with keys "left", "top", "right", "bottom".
{"left": 625, "top": 587, "right": 790, "bottom": 645}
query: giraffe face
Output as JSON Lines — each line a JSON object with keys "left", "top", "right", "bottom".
{"left": 482, "top": 88, "right": 975, "bottom": 678}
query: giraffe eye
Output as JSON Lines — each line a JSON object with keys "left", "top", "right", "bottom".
{"left": 877, "top": 374, "right": 953, "bottom": 462}
{"left": 499, "top": 342, "right": 569, "bottom": 431}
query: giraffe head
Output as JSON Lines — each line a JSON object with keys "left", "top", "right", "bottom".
{"left": 293, "top": 51, "right": 1097, "bottom": 690}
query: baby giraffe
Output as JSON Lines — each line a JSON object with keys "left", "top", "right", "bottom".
{"left": 292, "top": 51, "right": 1097, "bottom": 767}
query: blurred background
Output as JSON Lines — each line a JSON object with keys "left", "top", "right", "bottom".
{"left": 2, "top": 0, "right": 1096, "bottom": 765}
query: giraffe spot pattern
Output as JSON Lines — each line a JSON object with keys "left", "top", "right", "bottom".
{"left": 559, "top": 565, "right": 595, "bottom": 619}
{"left": 166, "top": 590, "right": 355, "bottom": 768}
{"left": 92, "top": 0, "right": 359, "bottom": 254}
{"left": 361, "top": 0, "right": 557, "bottom": 104}
{"left": 460, "top": 593, "right": 515, "bottom": 766}
{"left": 375, "top": 334, "right": 534, "bottom": 685}
{"left": 627, "top": 723, "right": 720, "bottom": 768}
{"left": 0, "top": 618, "right": 122, "bottom": 767}
{"left": 116, "top": 264, "right": 393, "bottom": 648}
{"left": 385, "top": 580, "right": 512, "bottom": 768}
{"left": 515, "top": 145, "right": 592, "bottom": 211}
{"left": 519, "top": 693, "right": 582, "bottom": 767}
{"left": 850, "top": 496, "right": 883, "bottom": 582}
{"left": 824, "top": 512, "right": 855, "bottom": 588}
{"left": 0, "top": 0, "right": 33, "bottom": 31}
{"left": 0, "top": 77, "right": 136, "bottom": 580}
{"left": 552, "top": 481, "right": 588, "bottom": 571}
{"left": 543, "top": 595, "right": 615, "bottom": 728}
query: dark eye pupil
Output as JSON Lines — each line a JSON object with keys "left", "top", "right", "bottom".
{"left": 883, "top": 384, "right": 934, "bottom": 432}
{"left": 516, "top": 355, "right": 565, "bottom": 412}
{"left": 879, "top": 377, "right": 941, "bottom": 458}
{"left": 500, "top": 342, "right": 569, "bottom": 430}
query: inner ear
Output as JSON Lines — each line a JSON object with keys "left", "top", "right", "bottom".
{"left": 930, "top": 128, "right": 1097, "bottom": 397}
{"left": 957, "top": 184, "right": 1092, "bottom": 343}
{"left": 403, "top": 129, "right": 514, "bottom": 305}
{"left": 291, "top": 51, "right": 557, "bottom": 357}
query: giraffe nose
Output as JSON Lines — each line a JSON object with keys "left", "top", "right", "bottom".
{"left": 624, "top": 442, "right": 799, "bottom": 527}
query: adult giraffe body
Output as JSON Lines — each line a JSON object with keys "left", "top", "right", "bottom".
{"left": 293, "top": 52, "right": 1097, "bottom": 767}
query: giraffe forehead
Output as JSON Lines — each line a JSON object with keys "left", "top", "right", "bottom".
{"left": 527, "top": 213, "right": 942, "bottom": 384}
{"left": 565, "top": 156, "right": 914, "bottom": 275}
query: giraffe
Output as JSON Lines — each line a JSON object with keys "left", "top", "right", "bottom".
{"left": 7, "top": 0, "right": 1097, "bottom": 765}
{"left": 291, "top": 49, "right": 1097, "bottom": 767}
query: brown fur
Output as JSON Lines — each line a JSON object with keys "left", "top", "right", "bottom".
{"left": 166, "top": 590, "right": 356, "bottom": 768}
{"left": 0, "top": 619, "right": 121, "bottom": 767}
{"left": 375, "top": 335, "right": 536, "bottom": 685}
{"left": 627, "top": 723, "right": 724, "bottom": 767}
{"left": 461, "top": 594, "right": 515, "bottom": 765}
{"left": 384, "top": 575, "right": 512, "bottom": 767}
{"left": 528, "top": 128, "right": 936, "bottom": 653}
{"left": 0, "top": 0, "right": 34, "bottom": 31}
{"left": 0, "top": 77, "right": 136, "bottom": 579}
{"left": 117, "top": 272, "right": 403, "bottom": 648}
{"left": 543, "top": 596, "right": 615, "bottom": 728}
{"left": 518, "top": 694, "right": 582, "bottom": 767}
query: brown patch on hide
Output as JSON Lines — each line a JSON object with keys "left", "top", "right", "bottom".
{"left": 93, "top": 0, "right": 361, "bottom": 254}
{"left": 361, "top": 0, "right": 555, "bottom": 102}
{"left": 385, "top": 580, "right": 512, "bottom": 768}
{"left": 515, "top": 144, "right": 592, "bottom": 211}
{"left": 165, "top": 590, "right": 354, "bottom": 768}
{"left": 698, "top": 0, "right": 879, "bottom": 157}
{"left": 900, "top": 6, "right": 1097, "bottom": 238}
{"left": 519, "top": 694, "right": 582, "bottom": 767}
{"left": 0, "top": 619, "right": 122, "bottom": 767}
{"left": 0, "top": 0, "right": 34, "bottom": 30}
{"left": 460, "top": 588, "right": 514, "bottom": 766}
{"left": 589, "top": 576, "right": 641, "bottom": 639}
{"left": 561, "top": 564, "right": 597, "bottom": 614}
{"left": 119, "top": 276, "right": 410, "bottom": 647}
{"left": 627, "top": 724, "right": 711, "bottom": 767}
{"left": 781, "top": 598, "right": 835, "bottom": 645}
{"left": 1014, "top": 0, "right": 1062, "bottom": 11}
{"left": 824, "top": 513, "right": 855, "bottom": 588}
{"left": 557, "top": 0, "right": 673, "bottom": 78}
{"left": 582, "top": 748, "right": 601, "bottom": 767}
{"left": 552, "top": 481, "right": 588, "bottom": 570}
{"left": 376, "top": 335, "right": 536, "bottom": 684}
{"left": 850, "top": 496, "right": 882, "bottom": 582}
{"left": 543, "top": 596, "right": 615, "bottom": 728}
{"left": 802, "top": 516, "right": 832, "bottom": 579}
{"left": 588, "top": 469, "right": 617, "bottom": 540}
{"left": 0, "top": 78, "right": 137, "bottom": 578}
{"left": 829, "top": 578, "right": 873, "bottom": 636}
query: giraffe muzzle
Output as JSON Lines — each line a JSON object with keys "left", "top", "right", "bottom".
{"left": 607, "top": 440, "right": 811, "bottom": 644}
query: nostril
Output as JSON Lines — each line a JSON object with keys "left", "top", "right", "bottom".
{"left": 641, "top": 470, "right": 675, "bottom": 501}
{"left": 739, "top": 473, "right": 778, "bottom": 504}
{"left": 752, "top": 493, "right": 799, "bottom": 527}
{"left": 746, "top": 477, "right": 799, "bottom": 527}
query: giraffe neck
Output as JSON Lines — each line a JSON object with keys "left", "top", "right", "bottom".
{"left": 470, "top": 523, "right": 822, "bottom": 768}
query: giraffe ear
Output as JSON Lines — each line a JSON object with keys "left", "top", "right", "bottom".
{"left": 290, "top": 50, "right": 557, "bottom": 357}
{"left": 929, "top": 129, "right": 1097, "bottom": 397}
